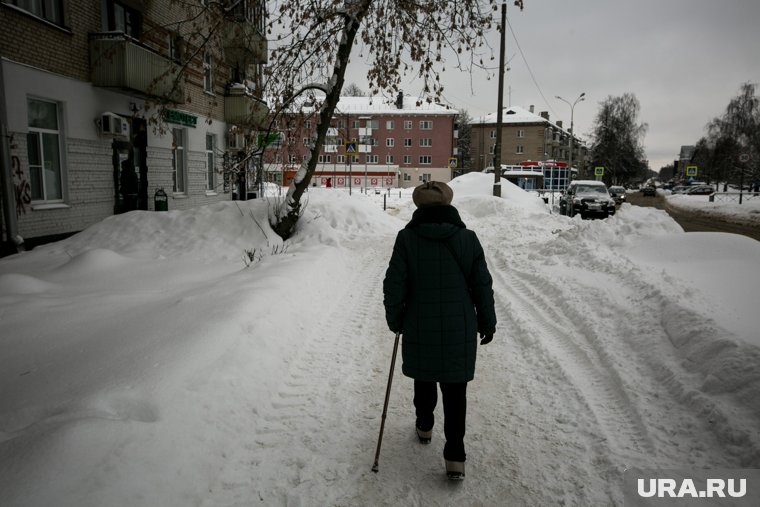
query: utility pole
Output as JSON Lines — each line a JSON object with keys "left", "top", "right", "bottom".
{"left": 493, "top": 1, "right": 507, "bottom": 197}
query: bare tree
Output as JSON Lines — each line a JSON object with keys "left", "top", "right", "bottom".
{"left": 263, "top": 0, "right": 523, "bottom": 239}
{"left": 588, "top": 93, "right": 648, "bottom": 185}
{"left": 342, "top": 82, "right": 366, "bottom": 96}
{"left": 705, "top": 82, "right": 760, "bottom": 187}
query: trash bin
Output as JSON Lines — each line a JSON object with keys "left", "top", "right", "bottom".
{"left": 154, "top": 188, "right": 168, "bottom": 211}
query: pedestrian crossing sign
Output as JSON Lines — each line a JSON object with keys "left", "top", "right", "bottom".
{"left": 594, "top": 166, "right": 604, "bottom": 177}
{"left": 448, "top": 157, "right": 458, "bottom": 169}
{"left": 686, "top": 166, "right": 698, "bottom": 177}
{"left": 345, "top": 142, "right": 357, "bottom": 154}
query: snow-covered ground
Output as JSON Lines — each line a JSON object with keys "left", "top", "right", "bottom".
{"left": 1, "top": 174, "right": 758, "bottom": 506}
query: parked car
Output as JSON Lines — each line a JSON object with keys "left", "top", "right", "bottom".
{"left": 608, "top": 186, "right": 627, "bottom": 205}
{"left": 559, "top": 180, "right": 616, "bottom": 219}
{"left": 684, "top": 185, "right": 715, "bottom": 195}
{"left": 642, "top": 186, "right": 657, "bottom": 196}
{"left": 670, "top": 185, "right": 690, "bottom": 194}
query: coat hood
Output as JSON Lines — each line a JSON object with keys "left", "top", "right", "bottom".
{"left": 405, "top": 205, "right": 466, "bottom": 240}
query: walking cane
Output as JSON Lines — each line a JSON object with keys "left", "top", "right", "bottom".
{"left": 371, "top": 331, "right": 401, "bottom": 473}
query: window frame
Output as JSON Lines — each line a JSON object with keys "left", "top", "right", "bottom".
{"left": 203, "top": 52, "right": 214, "bottom": 94}
{"left": 205, "top": 133, "right": 216, "bottom": 191}
{"left": 26, "top": 97, "right": 64, "bottom": 203}
{"left": 7, "top": 0, "right": 65, "bottom": 26}
{"left": 172, "top": 128, "right": 187, "bottom": 194}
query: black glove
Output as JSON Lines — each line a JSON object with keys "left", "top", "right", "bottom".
{"left": 480, "top": 333, "right": 493, "bottom": 345}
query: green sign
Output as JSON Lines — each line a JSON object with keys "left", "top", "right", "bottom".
{"left": 257, "top": 132, "right": 279, "bottom": 147}
{"left": 163, "top": 109, "right": 198, "bottom": 127}
{"left": 686, "top": 165, "right": 698, "bottom": 177}
{"left": 594, "top": 166, "right": 605, "bottom": 177}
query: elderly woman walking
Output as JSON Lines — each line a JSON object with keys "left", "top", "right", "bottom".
{"left": 383, "top": 181, "right": 497, "bottom": 480}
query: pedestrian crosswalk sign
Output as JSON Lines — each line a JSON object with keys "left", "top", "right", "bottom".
{"left": 345, "top": 142, "right": 357, "bottom": 154}
{"left": 686, "top": 165, "right": 698, "bottom": 177}
{"left": 594, "top": 166, "right": 604, "bottom": 177}
{"left": 448, "top": 157, "right": 458, "bottom": 169}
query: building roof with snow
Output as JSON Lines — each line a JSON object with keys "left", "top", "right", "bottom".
{"left": 294, "top": 93, "right": 458, "bottom": 116}
{"left": 472, "top": 105, "right": 551, "bottom": 125}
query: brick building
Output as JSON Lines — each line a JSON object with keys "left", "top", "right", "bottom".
{"left": 0, "top": 0, "right": 267, "bottom": 251}
{"left": 262, "top": 94, "right": 459, "bottom": 190}
{"left": 470, "top": 105, "right": 588, "bottom": 190}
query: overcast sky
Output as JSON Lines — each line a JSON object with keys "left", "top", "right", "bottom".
{"left": 343, "top": 0, "right": 760, "bottom": 172}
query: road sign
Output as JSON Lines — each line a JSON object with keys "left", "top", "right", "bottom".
{"left": 686, "top": 165, "right": 698, "bottom": 177}
{"left": 345, "top": 142, "right": 357, "bottom": 154}
{"left": 739, "top": 153, "right": 750, "bottom": 163}
{"left": 448, "top": 157, "right": 458, "bottom": 169}
{"left": 594, "top": 166, "right": 604, "bottom": 177}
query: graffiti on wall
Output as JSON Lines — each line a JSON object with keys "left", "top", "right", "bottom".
{"left": 12, "top": 155, "right": 31, "bottom": 216}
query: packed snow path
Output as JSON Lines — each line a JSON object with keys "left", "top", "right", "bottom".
{"left": 2, "top": 177, "right": 758, "bottom": 507}
{"left": 202, "top": 236, "right": 756, "bottom": 506}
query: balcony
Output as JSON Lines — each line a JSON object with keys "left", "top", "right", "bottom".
{"left": 225, "top": 85, "right": 269, "bottom": 128}
{"left": 89, "top": 33, "right": 184, "bottom": 103}
{"left": 221, "top": 22, "right": 267, "bottom": 67}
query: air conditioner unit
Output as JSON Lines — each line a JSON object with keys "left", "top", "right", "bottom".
{"left": 100, "top": 112, "right": 130, "bottom": 137}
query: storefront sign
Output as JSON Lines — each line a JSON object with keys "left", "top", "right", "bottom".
{"left": 163, "top": 109, "right": 197, "bottom": 127}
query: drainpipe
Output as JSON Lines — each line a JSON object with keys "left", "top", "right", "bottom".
{"left": 0, "top": 56, "right": 21, "bottom": 254}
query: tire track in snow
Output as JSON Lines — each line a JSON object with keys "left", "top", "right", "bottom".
{"left": 487, "top": 249, "right": 654, "bottom": 463}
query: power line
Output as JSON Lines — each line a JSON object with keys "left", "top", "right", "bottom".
{"left": 506, "top": 15, "right": 557, "bottom": 119}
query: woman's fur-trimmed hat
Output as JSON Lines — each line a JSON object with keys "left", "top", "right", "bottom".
{"left": 412, "top": 181, "right": 454, "bottom": 208}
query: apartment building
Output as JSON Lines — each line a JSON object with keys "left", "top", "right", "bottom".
{"left": 470, "top": 105, "right": 587, "bottom": 190}
{"left": 0, "top": 0, "right": 267, "bottom": 251}
{"left": 262, "top": 94, "right": 459, "bottom": 190}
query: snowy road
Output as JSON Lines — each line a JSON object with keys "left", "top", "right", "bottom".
{"left": 1, "top": 175, "right": 758, "bottom": 506}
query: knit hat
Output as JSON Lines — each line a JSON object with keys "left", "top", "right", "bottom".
{"left": 412, "top": 181, "right": 454, "bottom": 208}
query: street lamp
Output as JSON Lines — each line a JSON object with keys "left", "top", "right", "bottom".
{"left": 556, "top": 92, "right": 585, "bottom": 184}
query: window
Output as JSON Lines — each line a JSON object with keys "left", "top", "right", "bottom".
{"left": 403, "top": 155, "right": 411, "bottom": 164}
{"left": 419, "top": 155, "right": 432, "bottom": 165}
{"left": 490, "top": 130, "right": 497, "bottom": 139}
{"left": 172, "top": 128, "right": 186, "bottom": 193}
{"left": 516, "top": 145, "right": 524, "bottom": 154}
{"left": 288, "top": 154, "right": 297, "bottom": 164}
{"left": 168, "top": 33, "right": 183, "bottom": 63}
{"left": 305, "top": 120, "right": 312, "bottom": 129}
{"left": 318, "top": 154, "right": 332, "bottom": 163}
{"left": 404, "top": 120, "right": 412, "bottom": 130}
{"left": 8, "top": 0, "right": 64, "bottom": 25}
{"left": 517, "top": 128, "right": 525, "bottom": 138}
{"left": 337, "top": 155, "right": 345, "bottom": 164}
{"left": 366, "top": 154, "right": 378, "bottom": 164}
{"left": 203, "top": 52, "right": 213, "bottom": 93}
{"left": 106, "top": 0, "right": 142, "bottom": 38}
{"left": 352, "top": 120, "right": 361, "bottom": 128}
{"left": 386, "top": 120, "right": 394, "bottom": 130}
{"left": 404, "top": 173, "right": 411, "bottom": 181}
{"left": 386, "top": 138, "right": 394, "bottom": 147}
{"left": 421, "top": 173, "right": 431, "bottom": 182}
{"left": 350, "top": 155, "right": 359, "bottom": 163}
{"left": 205, "top": 133, "right": 216, "bottom": 191}
{"left": 404, "top": 138, "right": 412, "bottom": 147}
{"left": 419, "top": 120, "right": 433, "bottom": 130}
{"left": 419, "top": 138, "right": 432, "bottom": 147}
{"left": 386, "top": 155, "right": 394, "bottom": 164}
{"left": 27, "top": 98, "right": 63, "bottom": 202}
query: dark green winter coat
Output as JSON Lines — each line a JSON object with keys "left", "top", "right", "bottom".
{"left": 383, "top": 205, "right": 497, "bottom": 383}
